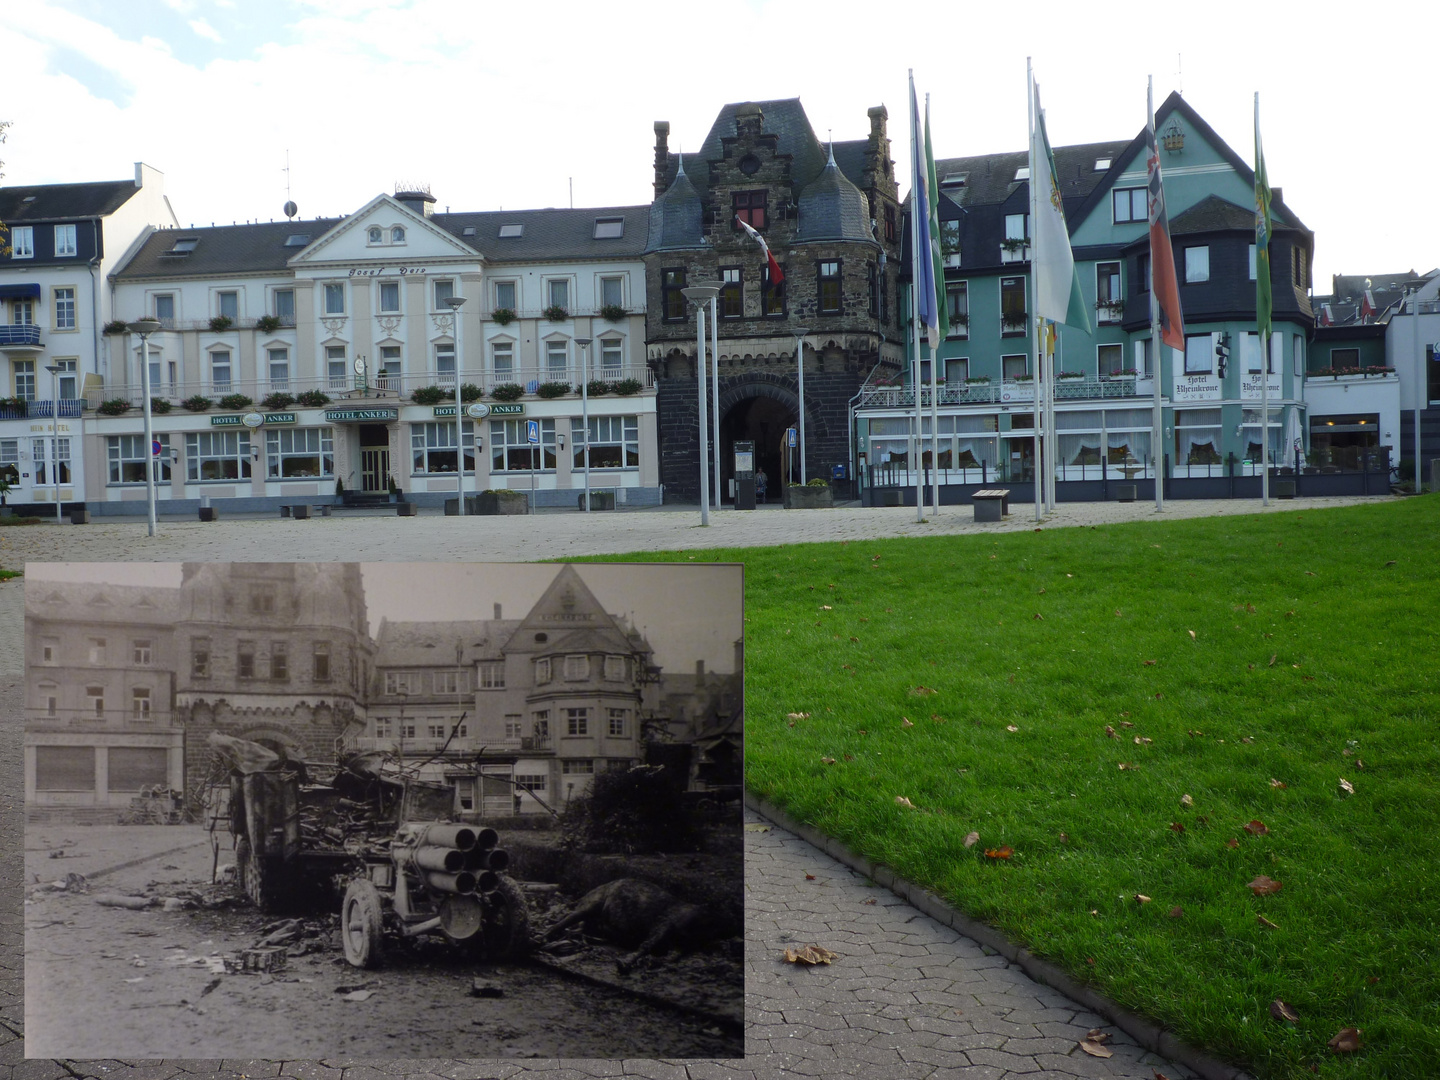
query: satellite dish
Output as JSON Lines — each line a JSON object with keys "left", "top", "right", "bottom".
{"left": 284, "top": 201, "right": 298, "bottom": 220}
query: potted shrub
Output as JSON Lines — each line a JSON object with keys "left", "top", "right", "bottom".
{"left": 1000, "top": 238, "right": 1027, "bottom": 254}
{"left": 477, "top": 489, "right": 529, "bottom": 515}
{"left": 410, "top": 385, "right": 452, "bottom": 405}
{"left": 585, "top": 379, "right": 612, "bottom": 396}
{"left": 208, "top": 315, "right": 234, "bottom": 332}
{"left": 542, "top": 305, "right": 568, "bottom": 322}
{"left": 1095, "top": 299, "right": 1126, "bottom": 318}
{"left": 1056, "top": 370, "right": 1085, "bottom": 380}
{"left": 785, "top": 478, "right": 833, "bottom": 509}
{"left": 949, "top": 312, "right": 969, "bottom": 329}
{"left": 150, "top": 397, "right": 173, "bottom": 414}
{"left": 460, "top": 382, "right": 484, "bottom": 403}
{"left": 182, "top": 394, "right": 213, "bottom": 412}
{"left": 255, "top": 314, "right": 282, "bottom": 333}
{"left": 536, "top": 381, "right": 570, "bottom": 398}
{"left": 599, "top": 304, "right": 626, "bottom": 322}
{"left": 491, "top": 383, "right": 524, "bottom": 402}
{"left": 98, "top": 398, "right": 133, "bottom": 416}
{"left": 613, "top": 378, "right": 643, "bottom": 396}
{"left": 295, "top": 389, "right": 330, "bottom": 408}
{"left": 102, "top": 319, "right": 130, "bottom": 335}
{"left": 491, "top": 308, "right": 516, "bottom": 326}
{"left": 261, "top": 391, "right": 295, "bottom": 410}
{"left": 965, "top": 375, "right": 991, "bottom": 384}
{"left": 1000, "top": 313, "right": 1028, "bottom": 332}
{"left": 218, "top": 392, "right": 254, "bottom": 411}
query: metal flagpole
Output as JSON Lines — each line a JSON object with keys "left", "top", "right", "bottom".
{"left": 710, "top": 295, "right": 721, "bottom": 506}
{"left": 1047, "top": 327, "right": 1058, "bottom": 511}
{"left": 1149, "top": 78, "right": 1165, "bottom": 512}
{"left": 1257, "top": 92, "right": 1269, "bottom": 508}
{"left": 1028, "top": 58, "right": 1041, "bottom": 523}
{"left": 909, "top": 70, "right": 924, "bottom": 523}
{"left": 927, "top": 92, "right": 941, "bottom": 519}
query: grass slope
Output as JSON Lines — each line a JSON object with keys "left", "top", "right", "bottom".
{"left": 589, "top": 497, "right": 1439, "bottom": 1080}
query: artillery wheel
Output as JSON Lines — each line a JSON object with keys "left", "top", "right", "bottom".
{"left": 480, "top": 877, "right": 531, "bottom": 960}
{"left": 236, "top": 835, "right": 289, "bottom": 912}
{"left": 342, "top": 878, "right": 386, "bottom": 969}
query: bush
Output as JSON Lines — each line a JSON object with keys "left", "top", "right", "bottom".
{"left": 102, "top": 320, "right": 130, "bottom": 335}
{"left": 295, "top": 389, "right": 330, "bottom": 408}
{"left": 255, "top": 315, "right": 282, "bottom": 333}
{"left": 542, "top": 305, "right": 568, "bottom": 322}
{"left": 460, "top": 382, "right": 484, "bottom": 403}
{"left": 150, "top": 397, "right": 172, "bottom": 414}
{"left": 208, "top": 315, "right": 234, "bottom": 332}
{"left": 599, "top": 304, "right": 626, "bottom": 322}
{"left": 559, "top": 764, "right": 700, "bottom": 854}
{"left": 98, "top": 398, "right": 132, "bottom": 416}
{"left": 218, "top": 393, "right": 253, "bottom": 411}
{"left": 806, "top": 478, "right": 828, "bottom": 487}
{"left": 491, "top": 308, "right": 516, "bottom": 326}
{"left": 261, "top": 392, "right": 294, "bottom": 410}
{"left": 410, "top": 385, "right": 452, "bottom": 406}
{"left": 613, "top": 378, "right": 643, "bottom": 395}
{"left": 536, "top": 381, "right": 570, "bottom": 398}
{"left": 585, "top": 379, "right": 612, "bottom": 396}
{"left": 490, "top": 383, "right": 524, "bottom": 402}
{"left": 181, "top": 395, "right": 212, "bottom": 412}
{"left": 0, "top": 515, "right": 44, "bottom": 526}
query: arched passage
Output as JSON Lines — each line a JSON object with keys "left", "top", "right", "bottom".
{"left": 720, "top": 394, "right": 794, "bottom": 502}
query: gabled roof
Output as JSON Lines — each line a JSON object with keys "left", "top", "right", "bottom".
{"left": 437, "top": 205, "right": 648, "bottom": 261}
{"left": 796, "top": 148, "right": 874, "bottom": 243}
{"left": 373, "top": 619, "right": 520, "bottom": 665}
{"left": 114, "top": 219, "right": 344, "bottom": 280}
{"left": 0, "top": 179, "right": 142, "bottom": 222}
{"left": 24, "top": 580, "right": 179, "bottom": 623}
{"left": 1164, "top": 193, "right": 1307, "bottom": 237}
{"left": 933, "top": 139, "right": 1129, "bottom": 214}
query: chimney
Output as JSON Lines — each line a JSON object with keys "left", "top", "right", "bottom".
{"left": 735, "top": 102, "right": 764, "bottom": 138}
{"left": 394, "top": 187, "right": 436, "bottom": 217}
{"left": 654, "top": 121, "right": 671, "bottom": 198}
{"left": 864, "top": 105, "right": 892, "bottom": 194}
{"left": 696, "top": 659, "right": 705, "bottom": 683}
{"left": 493, "top": 602, "right": 502, "bottom": 620}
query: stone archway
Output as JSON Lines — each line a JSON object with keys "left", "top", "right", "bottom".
{"left": 716, "top": 379, "right": 831, "bottom": 501}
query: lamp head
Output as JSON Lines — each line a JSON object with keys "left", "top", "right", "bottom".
{"left": 128, "top": 319, "right": 162, "bottom": 335}
{"left": 682, "top": 285, "right": 720, "bottom": 304}
{"left": 573, "top": 337, "right": 592, "bottom": 348}
{"left": 443, "top": 296, "right": 467, "bottom": 312}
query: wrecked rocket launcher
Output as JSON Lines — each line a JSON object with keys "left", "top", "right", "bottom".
{"left": 391, "top": 822, "right": 507, "bottom": 896}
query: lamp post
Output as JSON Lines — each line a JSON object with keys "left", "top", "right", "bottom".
{"left": 574, "top": 337, "right": 592, "bottom": 511}
{"left": 791, "top": 327, "right": 811, "bottom": 485}
{"left": 689, "top": 281, "right": 724, "bottom": 509}
{"left": 45, "top": 364, "right": 61, "bottom": 517}
{"left": 682, "top": 284, "right": 720, "bottom": 525}
{"left": 444, "top": 295, "right": 468, "bottom": 515}
{"left": 128, "top": 319, "right": 162, "bottom": 537}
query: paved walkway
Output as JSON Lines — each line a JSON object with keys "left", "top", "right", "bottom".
{"left": 1, "top": 496, "right": 1349, "bottom": 1077}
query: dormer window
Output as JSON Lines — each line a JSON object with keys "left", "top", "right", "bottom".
{"left": 498, "top": 223, "right": 524, "bottom": 238}
{"left": 391, "top": 226, "right": 406, "bottom": 243}
{"left": 368, "top": 227, "right": 382, "bottom": 244}
{"left": 593, "top": 217, "right": 624, "bottom": 239}
{"left": 1014, "top": 167, "right": 1030, "bottom": 181}
{"left": 1094, "top": 157, "right": 1112, "bottom": 171}
{"left": 940, "top": 173, "right": 967, "bottom": 188}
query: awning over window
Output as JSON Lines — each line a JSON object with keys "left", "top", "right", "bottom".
{"left": 0, "top": 283, "right": 42, "bottom": 299}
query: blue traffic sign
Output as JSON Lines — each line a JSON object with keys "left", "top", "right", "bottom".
{"left": 152, "top": 440, "right": 163, "bottom": 457}
{"left": 786, "top": 427, "right": 797, "bottom": 447}
{"left": 526, "top": 419, "right": 540, "bottom": 444}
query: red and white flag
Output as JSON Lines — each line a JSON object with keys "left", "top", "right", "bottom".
{"left": 737, "top": 216, "right": 784, "bottom": 283}
{"left": 1360, "top": 290, "right": 1376, "bottom": 320}
{"left": 1319, "top": 303, "right": 1334, "bottom": 326}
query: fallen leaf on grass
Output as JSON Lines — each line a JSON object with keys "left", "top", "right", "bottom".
{"left": 895, "top": 796, "right": 916, "bottom": 809}
{"left": 1248, "top": 875, "right": 1283, "bottom": 895}
{"left": 1339, "top": 778, "right": 1355, "bottom": 796}
{"left": 1257, "top": 914, "right": 1279, "bottom": 929}
{"left": 1078, "top": 1038, "right": 1113, "bottom": 1058}
{"left": 1117, "top": 763, "right": 1133, "bottom": 770}
{"left": 849, "top": 636, "right": 859, "bottom": 643}
{"left": 1366, "top": 976, "right": 1379, "bottom": 985}
{"left": 1105, "top": 725, "right": 1118, "bottom": 738}
{"left": 1244, "top": 820, "right": 1269, "bottom": 836}
{"left": 1134, "top": 735, "right": 1152, "bottom": 745}
{"left": 1006, "top": 724, "right": 1019, "bottom": 732}
{"left": 909, "top": 685, "right": 937, "bottom": 696}
{"left": 1120, "top": 720, "right": 1134, "bottom": 728}
{"left": 901, "top": 718, "right": 914, "bottom": 729}
{"left": 1270, "top": 779, "right": 1287, "bottom": 789}
{"left": 783, "top": 945, "right": 837, "bottom": 966}
{"left": 963, "top": 831, "right": 980, "bottom": 848}
{"left": 1135, "top": 894, "right": 1151, "bottom": 904}
{"left": 1115, "top": 609, "right": 1123, "bottom": 617}
{"left": 1033, "top": 612, "right": 1044, "bottom": 620}
{"left": 1058, "top": 832, "right": 1069, "bottom": 843}
{"left": 843, "top": 753, "right": 854, "bottom": 761}
{"left": 1143, "top": 659, "right": 1157, "bottom": 666}
{"left": 1226, "top": 838, "right": 1240, "bottom": 849}
{"left": 1271, "top": 999, "right": 1299, "bottom": 1023}
{"left": 1188, "top": 630, "right": 1196, "bottom": 640}
{"left": 821, "top": 757, "right": 836, "bottom": 765}
{"left": 820, "top": 605, "right": 832, "bottom": 611}
{"left": 930, "top": 714, "right": 946, "bottom": 723}
{"left": 1168, "top": 906, "right": 1184, "bottom": 918}
{"left": 1269, "top": 655, "right": 1278, "bottom": 667}
{"left": 984, "top": 847, "right": 1013, "bottom": 859}
{"left": 1169, "top": 822, "right": 1186, "bottom": 833}
{"left": 1038, "top": 587, "right": 1046, "bottom": 594}
{"left": 786, "top": 712, "right": 811, "bottom": 720}
{"left": 1181, "top": 794, "right": 1194, "bottom": 808}
{"left": 1328, "top": 1027, "right": 1363, "bottom": 1053}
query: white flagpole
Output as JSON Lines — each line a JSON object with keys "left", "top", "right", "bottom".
{"left": 927, "top": 94, "right": 941, "bottom": 519}
{"left": 1047, "top": 326, "right": 1058, "bottom": 511}
{"left": 1028, "top": 59, "right": 1042, "bottom": 523}
{"left": 1258, "top": 92, "right": 1270, "bottom": 508}
{"left": 910, "top": 71, "right": 925, "bottom": 522}
{"left": 1149, "top": 77, "right": 1165, "bottom": 512}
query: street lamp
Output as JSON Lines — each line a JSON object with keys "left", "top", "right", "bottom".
{"left": 45, "top": 364, "right": 61, "bottom": 517}
{"left": 128, "top": 319, "right": 162, "bottom": 537}
{"left": 682, "top": 284, "right": 720, "bottom": 525}
{"left": 574, "top": 337, "right": 592, "bottom": 512}
{"left": 791, "top": 327, "right": 811, "bottom": 484}
{"left": 444, "top": 296, "right": 468, "bottom": 515}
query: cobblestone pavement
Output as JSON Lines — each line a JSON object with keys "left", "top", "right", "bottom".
{"left": 0, "top": 497, "right": 1336, "bottom": 1077}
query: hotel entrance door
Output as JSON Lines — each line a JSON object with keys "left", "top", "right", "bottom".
{"left": 359, "top": 424, "right": 391, "bottom": 492}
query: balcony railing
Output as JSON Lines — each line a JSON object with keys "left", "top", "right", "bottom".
{"left": 86, "top": 365, "right": 656, "bottom": 410}
{"left": 0, "top": 399, "right": 84, "bottom": 420}
{"left": 131, "top": 309, "right": 641, "bottom": 332}
{"left": 0, "top": 325, "right": 42, "bottom": 346}
{"left": 348, "top": 734, "right": 552, "bottom": 753}
{"left": 856, "top": 374, "right": 1150, "bottom": 410}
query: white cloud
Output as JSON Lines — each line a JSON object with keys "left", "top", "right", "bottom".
{"left": 188, "top": 17, "right": 222, "bottom": 42}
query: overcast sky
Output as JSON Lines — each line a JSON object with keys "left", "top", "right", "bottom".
{"left": 25, "top": 562, "right": 743, "bottom": 674}
{"left": 4, "top": 1, "right": 1433, "bottom": 289}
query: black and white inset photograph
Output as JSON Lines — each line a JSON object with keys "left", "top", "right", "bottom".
{"left": 23, "top": 561, "right": 743, "bottom": 1060}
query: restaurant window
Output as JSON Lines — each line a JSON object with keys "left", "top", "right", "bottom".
{"left": 267, "top": 427, "right": 334, "bottom": 478}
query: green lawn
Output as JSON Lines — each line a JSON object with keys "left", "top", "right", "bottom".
{"left": 590, "top": 496, "right": 1439, "bottom": 1080}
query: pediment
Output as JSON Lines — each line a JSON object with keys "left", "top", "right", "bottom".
{"left": 288, "top": 194, "right": 478, "bottom": 268}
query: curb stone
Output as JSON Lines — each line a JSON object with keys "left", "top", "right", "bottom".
{"left": 744, "top": 789, "right": 1255, "bottom": 1080}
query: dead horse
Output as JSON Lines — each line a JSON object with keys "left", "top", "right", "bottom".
{"left": 544, "top": 877, "right": 710, "bottom": 974}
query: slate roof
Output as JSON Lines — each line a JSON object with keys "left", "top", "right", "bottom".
{"left": 645, "top": 164, "right": 705, "bottom": 253}
{"left": 0, "top": 179, "right": 141, "bottom": 223}
{"left": 24, "top": 580, "right": 179, "bottom": 624}
{"left": 796, "top": 150, "right": 873, "bottom": 243}
{"left": 933, "top": 139, "right": 1130, "bottom": 218}
{"left": 435, "top": 205, "right": 649, "bottom": 261}
{"left": 373, "top": 618, "right": 521, "bottom": 666}
{"left": 115, "top": 219, "right": 343, "bottom": 279}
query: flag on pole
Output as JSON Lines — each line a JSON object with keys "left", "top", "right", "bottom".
{"left": 1030, "top": 78, "right": 1090, "bottom": 333}
{"left": 909, "top": 73, "right": 940, "bottom": 350}
{"left": 1146, "top": 84, "right": 1185, "bottom": 350}
{"left": 737, "top": 216, "right": 784, "bottom": 284}
{"left": 1359, "top": 290, "right": 1376, "bottom": 321}
{"left": 1254, "top": 93, "right": 1273, "bottom": 343}
{"left": 924, "top": 96, "right": 950, "bottom": 343}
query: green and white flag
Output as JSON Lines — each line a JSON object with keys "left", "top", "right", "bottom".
{"left": 925, "top": 96, "right": 949, "bottom": 345}
{"left": 1030, "top": 78, "right": 1091, "bottom": 333}
{"left": 1254, "top": 93, "right": 1273, "bottom": 342}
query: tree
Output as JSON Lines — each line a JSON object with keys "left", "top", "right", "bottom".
{"left": 0, "top": 121, "right": 10, "bottom": 258}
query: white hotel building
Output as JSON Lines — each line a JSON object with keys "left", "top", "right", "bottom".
{"left": 97, "top": 190, "right": 658, "bottom": 513}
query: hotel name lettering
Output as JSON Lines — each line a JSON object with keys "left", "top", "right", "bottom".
{"left": 348, "top": 266, "right": 429, "bottom": 277}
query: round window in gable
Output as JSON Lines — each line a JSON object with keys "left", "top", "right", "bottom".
{"left": 367, "top": 227, "right": 382, "bottom": 243}
{"left": 391, "top": 226, "right": 406, "bottom": 243}
{"left": 739, "top": 154, "right": 761, "bottom": 176}
{"left": 534, "top": 632, "right": 548, "bottom": 643}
